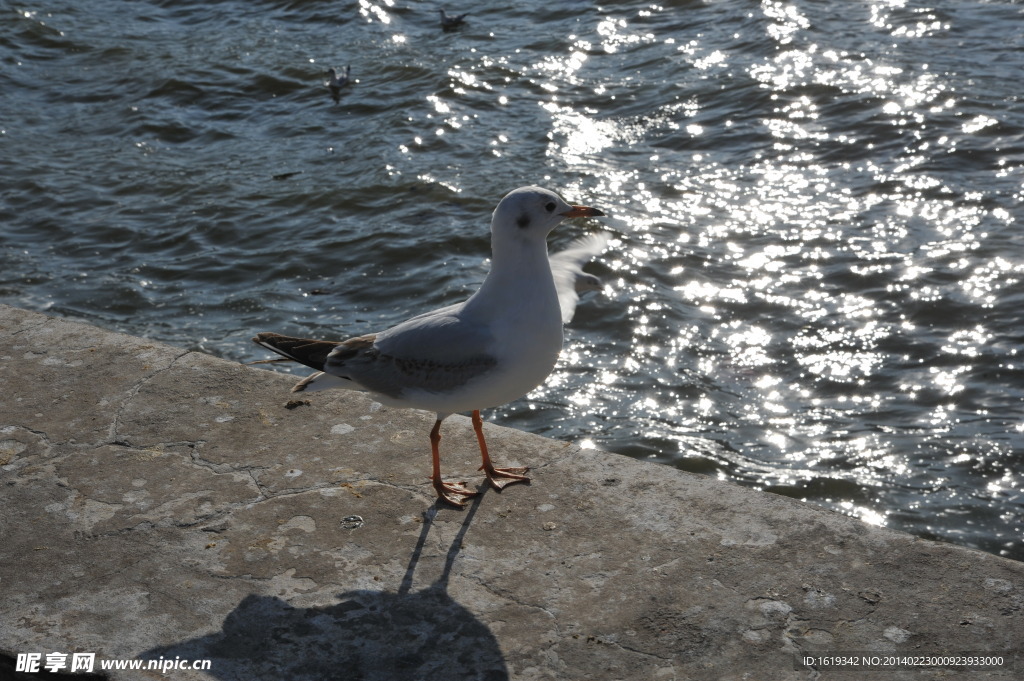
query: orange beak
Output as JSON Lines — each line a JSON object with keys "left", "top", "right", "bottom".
{"left": 560, "top": 205, "right": 605, "bottom": 219}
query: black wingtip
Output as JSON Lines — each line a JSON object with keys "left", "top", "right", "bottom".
{"left": 250, "top": 333, "right": 342, "bottom": 372}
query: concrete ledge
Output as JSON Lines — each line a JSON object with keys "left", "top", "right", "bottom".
{"left": 1, "top": 303, "right": 1021, "bottom": 680}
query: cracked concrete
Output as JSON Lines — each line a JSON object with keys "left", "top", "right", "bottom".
{"left": 1, "top": 303, "right": 1022, "bottom": 680}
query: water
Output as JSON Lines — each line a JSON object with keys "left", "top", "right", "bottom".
{"left": 2, "top": 0, "right": 1022, "bottom": 560}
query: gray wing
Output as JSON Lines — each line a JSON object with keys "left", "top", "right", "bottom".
{"left": 324, "top": 302, "right": 496, "bottom": 398}
{"left": 549, "top": 232, "right": 611, "bottom": 323}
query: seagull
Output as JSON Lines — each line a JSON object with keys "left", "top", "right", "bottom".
{"left": 549, "top": 232, "right": 611, "bottom": 323}
{"left": 325, "top": 66, "right": 350, "bottom": 104}
{"left": 253, "top": 187, "right": 605, "bottom": 507}
{"left": 439, "top": 9, "right": 468, "bottom": 30}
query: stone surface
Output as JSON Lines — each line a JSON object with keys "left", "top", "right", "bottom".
{"left": 1, "top": 303, "right": 1021, "bottom": 679}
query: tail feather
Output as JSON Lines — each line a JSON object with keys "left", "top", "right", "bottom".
{"left": 252, "top": 332, "right": 342, "bottom": 372}
{"left": 289, "top": 370, "right": 358, "bottom": 393}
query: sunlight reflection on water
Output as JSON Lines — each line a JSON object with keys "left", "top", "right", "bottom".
{"left": 508, "top": 0, "right": 1023, "bottom": 555}
{"left": 2, "top": 0, "right": 1021, "bottom": 558}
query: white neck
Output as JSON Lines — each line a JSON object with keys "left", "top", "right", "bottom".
{"left": 466, "top": 236, "right": 557, "bottom": 317}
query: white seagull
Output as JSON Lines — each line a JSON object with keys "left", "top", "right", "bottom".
{"left": 253, "top": 186, "right": 605, "bottom": 507}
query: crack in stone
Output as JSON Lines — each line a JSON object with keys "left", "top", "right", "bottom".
{"left": 255, "top": 476, "right": 425, "bottom": 505}
{"left": 247, "top": 468, "right": 270, "bottom": 499}
{"left": 527, "top": 441, "right": 580, "bottom": 471}
{"left": 108, "top": 349, "right": 192, "bottom": 445}
{"left": 88, "top": 552, "right": 154, "bottom": 584}
{"left": 460, "top": 571, "right": 559, "bottom": 624}
{"left": 4, "top": 424, "right": 55, "bottom": 446}
{"left": 5, "top": 317, "right": 52, "bottom": 337}
{"left": 187, "top": 448, "right": 264, "bottom": 476}
{"left": 599, "top": 639, "right": 678, "bottom": 663}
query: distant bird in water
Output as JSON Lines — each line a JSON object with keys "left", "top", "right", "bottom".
{"left": 325, "top": 66, "right": 350, "bottom": 104}
{"left": 439, "top": 9, "right": 468, "bottom": 30}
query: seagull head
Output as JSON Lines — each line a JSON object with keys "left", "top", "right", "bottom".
{"left": 491, "top": 186, "right": 604, "bottom": 245}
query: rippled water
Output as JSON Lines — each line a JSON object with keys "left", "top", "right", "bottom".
{"left": 2, "top": 0, "right": 1022, "bottom": 559}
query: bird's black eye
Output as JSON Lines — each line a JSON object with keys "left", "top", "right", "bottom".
{"left": 545, "top": 201, "right": 557, "bottom": 212}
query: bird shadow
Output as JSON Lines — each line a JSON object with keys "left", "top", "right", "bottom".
{"left": 139, "top": 496, "right": 507, "bottom": 681}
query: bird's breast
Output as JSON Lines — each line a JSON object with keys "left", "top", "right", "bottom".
{"left": 486, "top": 299, "right": 563, "bottom": 393}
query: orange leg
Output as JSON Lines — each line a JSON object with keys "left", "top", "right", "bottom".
{"left": 429, "top": 418, "right": 478, "bottom": 507}
{"left": 473, "top": 409, "right": 530, "bottom": 490}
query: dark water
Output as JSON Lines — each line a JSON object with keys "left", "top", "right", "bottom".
{"left": 2, "top": 0, "right": 1022, "bottom": 559}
